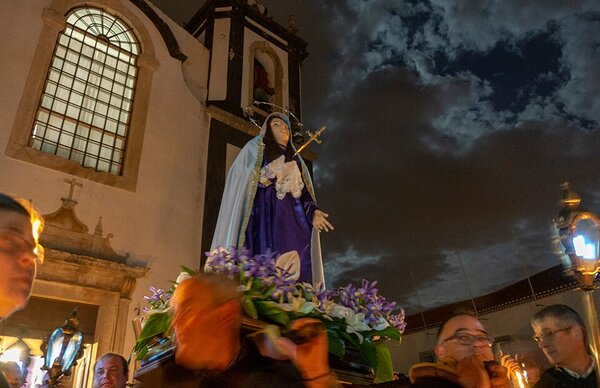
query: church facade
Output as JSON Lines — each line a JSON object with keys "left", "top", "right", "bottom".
{"left": 0, "top": 0, "right": 307, "bottom": 385}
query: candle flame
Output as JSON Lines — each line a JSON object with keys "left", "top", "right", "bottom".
{"left": 15, "top": 197, "right": 45, "bottom": 264}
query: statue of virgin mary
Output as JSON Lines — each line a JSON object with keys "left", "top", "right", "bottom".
{"left": 210, "top": 112, "right": 332, "bottom": 286}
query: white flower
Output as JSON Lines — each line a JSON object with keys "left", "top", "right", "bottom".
{"left": 329, "top": 304, "right": 350, "bottom": 319}
{"left": 318, "top": 299, "right": 336, "bottom": 316}
{"left": 279, "top": 294, "right": 315, "bottom": 314}
{"left": 329, "top": 305, "right": 370, "bottom": 343}
{"left": 175, "top": 271, "right": 192, "bottom": 285}
{"left": 372, "top": 317, "right": 390, "bottom": 331}
{"left": 236, "top": 279, "right": 253, "bottom": 293}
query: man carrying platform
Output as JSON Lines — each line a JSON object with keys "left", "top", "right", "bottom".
{"left": 156, "top": 272, "right": 338, "bottom": 387}
{"left": 407, "top": 312, "right": 511, "bottom": 387}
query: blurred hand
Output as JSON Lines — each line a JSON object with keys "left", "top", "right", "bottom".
{"left": 456, "top": 353, "right": 491, "bottom": 388}
{"left": 486, "top": 361, "right": 511, "bottom": 388}
{"left": 276, "top": 318, "right": 330, "bottom": 380}
{"left": 499, "top": 353, "right": 527, "bottom": 387}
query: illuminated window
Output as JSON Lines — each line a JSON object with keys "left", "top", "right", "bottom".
{"left": 29, "top": 7, "right": 140, "bottom": 175}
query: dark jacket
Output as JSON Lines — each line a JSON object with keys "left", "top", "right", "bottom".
{"left": 533, "top": 367, "right": 597, "bottom": 388}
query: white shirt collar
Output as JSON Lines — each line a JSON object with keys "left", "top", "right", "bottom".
{"left": 559, "top": 356, "right": 595, "bottom": 379}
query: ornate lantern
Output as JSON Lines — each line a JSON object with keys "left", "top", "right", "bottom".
{"left": 41, "top": 309, "right": 85, "bottom": 386}
{"left": 554, "top": 182, "right": 600, "bottom": 289}
{"left": 554, "top": 182, "right": 600, "bottom": 383}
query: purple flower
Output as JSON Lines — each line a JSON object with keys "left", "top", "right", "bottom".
{"left": 388, "top": 309, "right": 407, "bottom": 332}
{"left": 337, "top": 283, "right": 360, "bottom": 311}
{"left": 367, "top": 295, "right": 396, "bottom": 316}
{"left": 203, "top": 248, "right": 407, "bottom": 337}
{"left": 143, "top": 286, "right": 171, "bottom": 310}
{"left": 357, "top": 279, "right": 379, "bottom": 298}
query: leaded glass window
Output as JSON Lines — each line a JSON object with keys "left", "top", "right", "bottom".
{"left": 29, "top": 7, "right": 140, "bottom": 175}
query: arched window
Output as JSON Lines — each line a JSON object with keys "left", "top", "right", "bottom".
{"left": 247, "top": 41, "right": 283, "bottom": 116}
{"left": 253, "top": 56, "right": 275, "bottom": 108}
{"left": 6, "top": 0, "right": 158, "bottom": 191}
{"left": 29, "top": 7, "right": 140, "bottom": 175}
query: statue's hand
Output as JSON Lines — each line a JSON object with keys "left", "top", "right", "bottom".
{"left": 313, "top": 210, "right": 333, "bottom": 232}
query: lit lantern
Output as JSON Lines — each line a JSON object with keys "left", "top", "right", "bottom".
{"left": 555, "top": 182, "right": 600, "bottom": 289}
{"left": 554, "top": 182, "right": 600, "bottom": 385}
{"left": 41, "top": 309, "right": 84, "bottom": 386}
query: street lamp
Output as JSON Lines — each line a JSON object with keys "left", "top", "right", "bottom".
{"left": 554, "top": 182, "right": 600, "bottom": 384}
{"left": 41, "top": 309, "right": 85, "bottom": 386}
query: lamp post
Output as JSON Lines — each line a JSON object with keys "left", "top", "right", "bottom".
{"left": 41, "top": 309, "right": 85, "bottom": 386}
{"left": 554, "top": 182, "right": 600, "bottom": 384}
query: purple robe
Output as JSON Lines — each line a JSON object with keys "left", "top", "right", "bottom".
{"left": 244, "top": 152, "right": 317, "bottom": 283}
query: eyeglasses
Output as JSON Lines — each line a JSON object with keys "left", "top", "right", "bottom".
{"left": 0, "top": 232, "right": 38, "bottom": 264}
{"left": 532, "top": 326, "right": 572, "bottom": 343}
{"left": 442, "top": 332, "right": 494, "bottom": 347}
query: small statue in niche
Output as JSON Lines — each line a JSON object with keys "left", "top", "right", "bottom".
{"left": 253, "top": 59, "right": 274, "bottom": 110}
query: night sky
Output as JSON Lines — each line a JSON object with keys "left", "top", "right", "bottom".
{"left": 150, "top": 0, "right": 600, "bottom": 315}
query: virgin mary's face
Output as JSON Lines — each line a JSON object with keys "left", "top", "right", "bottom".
{"left": 269, "top": 118, "right": 290, "bottom": 146}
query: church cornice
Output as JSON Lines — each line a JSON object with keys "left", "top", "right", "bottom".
{"left": 36, "top": 248, "right": 149, "bottom": 299}
{"left": 403, "top": 264, "right": 580, "bottom": 334}
{"left": 185, "top": 0, "right": 308, "bottom": 60}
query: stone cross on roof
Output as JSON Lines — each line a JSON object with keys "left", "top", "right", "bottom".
{"left": 63, "top": 177, "right": 82, "bottom": 201}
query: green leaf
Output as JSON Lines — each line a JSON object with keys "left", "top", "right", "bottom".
{"left": 262, "top": 285, "right": 276, "bottom": 297}
{"left": 137, "top": 312, "right": 171, "bottom": 342}
{"left": 255, "top": 301, "right": 290, "bottom": 326}
{"left": 135, "top": 346, "right": 149, "bottom": 361}
{"left": 242, "top": 297, "right": 259, "bottom": 319}
{"left": 339, "top": 330, "right": 361, "bottom": 349}
{"left": 327, "top": 329, "right": 346, "bottom": 358}
{"left": 359, "top": 337, "right": 378, "bottom": 371}
{"left": 244, "top": 290, "right": 264, "bottom": 300}
{"left": 252, "top": 277, "right": 265, "bottom": 290}
{"left": 373, "top": 326, "right": 401, "bottom": 341}
{"left": 132, "top": 313, "right": 172, "bottom": 360}
{"left": 374, "top": 340, "right": 394, "bottom": 383}
{"left": 180, "top": 265, "right": 197, "bottom": 275}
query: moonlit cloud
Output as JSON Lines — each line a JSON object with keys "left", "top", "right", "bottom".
{"left": 324, "top": 246, "right": 383, "bottom": 286}
{"left": 312, "top": 0, "right": 599, "bottom": 154}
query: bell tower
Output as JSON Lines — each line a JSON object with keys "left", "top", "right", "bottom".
{"left": 185, "top": 0, "right": 310, "bottom": 256}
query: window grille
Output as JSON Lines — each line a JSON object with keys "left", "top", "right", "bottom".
{"left": 29, "top": 7, "right": 140, "bottom": 175}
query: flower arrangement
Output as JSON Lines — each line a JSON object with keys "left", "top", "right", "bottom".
{"left": 133, "top": 248, "right": 406, "bottom": 383}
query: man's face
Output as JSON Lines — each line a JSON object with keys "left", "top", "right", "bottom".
{"left": 93, "top": 356, "right": 127, "bottom": 388}
{"left": 532, "top": 317, "right": 584, "bottom": 366}
{"left": 269, "top": 118, "right": 290, "bottom": 146}
{"left": 435, "top": 315, "right": 494, "bottom": 362}
{"left": 0, "top": 209, "right": 36, "bottom": 318}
